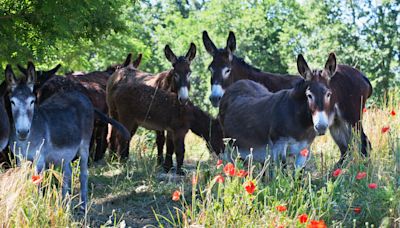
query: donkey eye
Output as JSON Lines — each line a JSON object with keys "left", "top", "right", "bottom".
{"left": 30, "top": 100, "right": 35, "bottom": 105}
{"left": 326, "top": 92, "right": 331, "bottom": 98}
{"left": 307, "top": 94, "right": 313, "bottom": 100}
{"left": 10, "top": 100, "right": 15, "bottom": 106}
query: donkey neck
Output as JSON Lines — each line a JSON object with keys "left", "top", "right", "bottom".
{"left": 155, "top": 70, "right": 176, "bottom": 93}
{"left": 231, "top": 56, "right": 301, "bottom": 92}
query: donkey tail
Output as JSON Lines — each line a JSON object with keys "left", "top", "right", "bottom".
{"left": 94, "top": 109, "right": 131, "bottom": 141}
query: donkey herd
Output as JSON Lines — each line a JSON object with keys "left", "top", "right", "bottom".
{"left": 0, "top": 31, "right": 372, "bottom": 210}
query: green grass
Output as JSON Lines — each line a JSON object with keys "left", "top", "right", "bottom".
{"left": 0, "top": 96, "right": 399, "bottom": 227}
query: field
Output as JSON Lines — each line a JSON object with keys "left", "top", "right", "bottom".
{"left": 0, "top": 95, "right": 399, "bottom": 227}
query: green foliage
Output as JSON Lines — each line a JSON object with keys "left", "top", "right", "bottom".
{"left": 1, "top": 0, "right": 399, "bottom": 108}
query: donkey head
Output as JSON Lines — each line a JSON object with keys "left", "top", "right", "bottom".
{"left": 296, "top": 53, "right": 337, "bottom": 135}
{"left": 5, "top": 62, "right": 37, "bottom": 140}
{"left": 106, "top": 53, "right": 143, "bottom": 75}
{"left": 164, "top": 43, "right": 196, "bottom": 105}
{"left": 203, "top": 31, "right": 236, "bottom": 107}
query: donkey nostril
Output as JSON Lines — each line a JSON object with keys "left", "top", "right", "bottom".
{"left": 17, "top": 130, "right": 30, "bottom": 139}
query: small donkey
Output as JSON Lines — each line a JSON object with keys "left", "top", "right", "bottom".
{"left": 5, "top": 62, "right": 93, "bottom": 210}
{"left": 219, "top": 54, "right": 337, "bottom": 170}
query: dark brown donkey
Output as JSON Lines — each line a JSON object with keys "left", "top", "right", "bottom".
{"left": 203, "top": 31, "right": 373, "bottom": 165}
{"left": 66, "top": 53, "right": 142, "bottom": 161}
{"left": 220, "top": 54, "right": 336, "bottom": 172}
{"left": 107, "top": 44, "right": 223, "bottom": 174}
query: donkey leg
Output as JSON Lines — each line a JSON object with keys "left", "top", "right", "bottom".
{"left": 156, "top": 131, "right": 165, "bottom": 165}
{"left": 62, "top": 162, "right": 72, "bottom": 198}
{"left": 94, "top": 122, "right": 108, "bottom": 161}
{"left": 329, "top": 119, "right": 351, "bottom": 166}
{"left": 78, "top": 144, "right": 89, "bottom": 211}
{"left": 173, "top": 130, "right": 188, "bottom": 176}
{"left": 116, "top": 120, "right": 136, "bottom": 159}
{"left": 360, "top": 125, "right": 371, "bottom": 157}
{"left": 163, "top": 132, "right": 174, "bottom": 173}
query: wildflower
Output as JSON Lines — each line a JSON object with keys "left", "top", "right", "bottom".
{"left": 236, "top": 169, "right": 248, "bottom": 178}
{"left": 300, "top": 148, "right": 309, "bottom": 157}
{"left": 390, "top": 110, "right": 396, "bottom": 116}
{"left": 381, "top": 126, "right": 390, "bottom": 133}
{"left": 298, "top": 214, "right": 308, "bottom": 223}
{"left": 215, "top": 174, "right": 224, "bottom": 183}
{"left": 172, "top": 190, "right": 181, "bottom": 201}
{"left": 332, "top": 168, "right": 342, "bottom": 177}
{"left": 216, "top": 159, "right": 223, "bottom": 168}
{"left": 277, "top": 225, "right": 284, "bottom": 228}
{"left": 353, "top": 207, "right": 361, "bottom": 214}
{"left": 32, "top": 175, "right": 42, "bottom": 185}
{"left": 368, "top": 183, "right": 377, "bottom": 189}
{"left": 223, "top": 163, "right": 236, "bottom": 176}
{"left": 363, "top": 107, "right": 367, "bottom": 113}
{"left": 307, "top": 220, "right": 327, "bottom": 228}
{"left": 356, "top": 171, "right": 367, "bottom": 180}
{"left": 244, "top": 181, "right": 256, "bottom": 194}
{"left": 276, "top": 205, "right": 287, "bottom": 212}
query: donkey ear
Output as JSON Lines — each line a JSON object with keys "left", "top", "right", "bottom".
{"left": 324, "top": 52, "right": 337, "bottom": 78}
{"left": 26, "top": 61, "right": 36, "bottom": 91}
{"left": 202, "top": 31, "right": 217, "bottom": 56}
{"left": 297, "top": 54, "right": 312, "bottom": 80}
{"left": 226, "top": 31, "right": 236, "bottom": 53}
{"left": 5, "top": 64, "right": 18, "bottom": 91}
{"left": 164, "top": 45, "right": 177, "bottom": 65}
{"left": 132, "top": 53, "right": 142, "bottom": 68}
{"left": 185, "top": 43, "right": 196, "bottom": 62}
{"left": 123, "top": 53, "right": 132, "bottom": 67}
{"left": 43, "top": 64, "right": 61, "bottom": 77}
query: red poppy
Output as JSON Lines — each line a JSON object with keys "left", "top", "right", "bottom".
{"left": 381, "top": 126, "right": 390, "bottom": 133}
{"left": 356, "top": 171, "right": 367, "bottom": 180}
{"left": 276, "top": 205, "right": 287, "bottom": 212}
{"left": 215, "top": 174, "right": 224, "bottom": 183}
{"left": 32, "top": 175, "right": 42, "bottom": 185}
{"left": 307, "top": 220, "right": 327, "bottom": 228}
{"left": 236, "top": 169, "right": 248, "bottom": 178}
{"left": 223, "top": 163, "right": 236, "bottom": 176}
{"left": 300, "top": 148, "right": 309, "bottom": 157}
{"left": 363, "top": 107, "right": 367, "bottom": 113}
{"left": 390, "top": 110, "right": 396, "bottom": 116}
{"left": 244, "top": 181, "right": 256, "bottom": 194}
{"left": 172, "top": 190, "right": 181, "bottom": 201}
{"left": 298, "top": 213, "right": 308, "bottom": 223}
{"left": 353, "top": 207, "right": 361, "bottom": 214}
{"left": 332, "top": 168, "right": 342, "bottom": 177}
{"left": 216, "top": 159, "right": 223, "bottom": 168}
{"left": 277, "top": 226, "right": 284, "bottom": 228}
{"left": 368, "top": 183, "right": 377, "bottom": 189}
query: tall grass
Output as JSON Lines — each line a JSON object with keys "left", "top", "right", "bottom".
{"left": 155, "top": 95, "right": 400, "bottom": 227}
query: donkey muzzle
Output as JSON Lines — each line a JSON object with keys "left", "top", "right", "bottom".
{"left": 17, "top": 129, "right": 30, "bottom": 140}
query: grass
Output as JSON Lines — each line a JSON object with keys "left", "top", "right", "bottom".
{"left": 0, "top": 94, "right": 399, "bottom": 227}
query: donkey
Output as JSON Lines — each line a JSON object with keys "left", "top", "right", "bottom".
{"left": 66, "top": 53, "right": 142, "bottom": 161}
{"left": 203, "top": 31, "right": 372, "bottom": 165}
{"left": 108, "top": 43, "right": 223, "bottom": 174}
{"left": 107, "top": 44, "right": 196, "bottom": 164}
{"left": 219, "top": 54, "right": 336, "bottom": 171}
{"left": 5, "top": 62, "right": 93, "bottom": 210}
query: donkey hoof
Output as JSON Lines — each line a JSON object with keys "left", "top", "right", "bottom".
{"left": 163, "top": 165, "right": 172, "bottom": 173}
{"left": 176, "top": 168, "right": 185, "bottom": 176}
